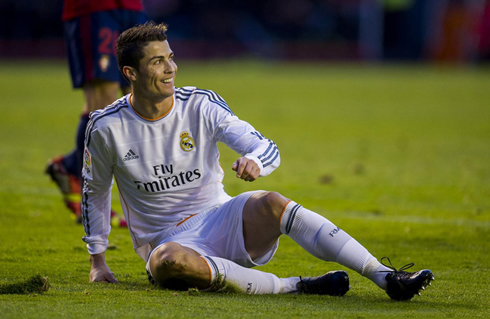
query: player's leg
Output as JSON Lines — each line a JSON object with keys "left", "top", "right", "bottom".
{"left": 77, "top": 8, "right": 129, "bottom": 175}
{"left": 168, "top": 192, "right": 348, "bottom": 295}
{"left": 59, "top": 10, "right": 124, "bottom": 179}
{"left": 148, "top": 242, "right": 211, "bottom": 290}
{"left": 242, "top": 190, "right": 387, "bottom": 285}
{"left": 147, "top": 242, "right": 302, "bottom": 294}
{"left": 191, "top": 192, "right": 349, "bottom": 295}
{"left": 241, "top": 192, "right": 284, "bottom": 260}
{"left": 147, "top": 197, "right": 330, "bottom": 295}
{"left": 46, "top": 80, "right": 121, "bottom": 220}
{"left": 242, "top": 191, "right": 433, "bottom": 300}
{"left": 47, "top": 11, "right": 126, "bottom": 225}
{"left": 264, "top": 194, "right": 391, "bottom": 289}
{"left": 59, "top": 8, "right": 136, "bottom": 178}
{"left": 46, "top": 15, "right": 90, "bottom": 221}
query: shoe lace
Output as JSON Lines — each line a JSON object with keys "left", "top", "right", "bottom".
{"left": 379, "top": 257, "right": 414, "bottom": 273}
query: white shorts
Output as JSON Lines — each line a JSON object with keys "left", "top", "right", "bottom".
{"left": 146, "top": 191, "right": 279, "bottom": 280}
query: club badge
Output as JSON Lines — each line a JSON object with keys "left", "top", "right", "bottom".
{"left": 180, "top": 132, "right": 195, "bottom": 152}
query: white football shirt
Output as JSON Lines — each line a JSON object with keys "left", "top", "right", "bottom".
{"left": 82, "top": 87, "right": 280, "bottom": 260}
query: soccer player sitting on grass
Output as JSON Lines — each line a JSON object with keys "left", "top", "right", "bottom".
{"left": 83, "top": 22, "right": 434, "bottom": 300}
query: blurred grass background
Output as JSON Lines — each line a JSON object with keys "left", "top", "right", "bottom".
{"left": 0, "top": 60, "right": 489, "bottom": 317}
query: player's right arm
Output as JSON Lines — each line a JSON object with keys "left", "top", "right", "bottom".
{"left": 81, "top": 118, "right": 115, "bottom": 282}
{"left": 90, "top": 252, "right": 118, "bottom": 283}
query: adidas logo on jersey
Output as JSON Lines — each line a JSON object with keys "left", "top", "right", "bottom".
{"left": 123, "top": 149, "right": 140, "bottom": 161}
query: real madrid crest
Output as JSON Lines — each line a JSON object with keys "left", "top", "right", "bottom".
{"left": 180, "top": 131, "right": 195, "bottom": 152}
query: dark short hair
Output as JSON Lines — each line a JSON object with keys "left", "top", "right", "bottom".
{"left": 116, "top": 21, "right": 168, "bottom": 82}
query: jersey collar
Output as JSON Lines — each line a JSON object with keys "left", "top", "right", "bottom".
{"left": 127, "top": 93, "right": 174, "bottom": 122}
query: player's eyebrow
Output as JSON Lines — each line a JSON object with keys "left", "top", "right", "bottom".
{"left": 149, "top": 56, "right": 164, "bottom": 61}
{"left": 149, "top": 52, "right": 174, "bottom": 61}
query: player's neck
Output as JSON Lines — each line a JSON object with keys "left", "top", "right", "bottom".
{"left": 130, "top": 93, "right": 173, "bottom": 120}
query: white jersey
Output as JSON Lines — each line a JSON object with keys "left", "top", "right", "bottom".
{"left": 81, "top": 87, "right": 280, "bottom": 260}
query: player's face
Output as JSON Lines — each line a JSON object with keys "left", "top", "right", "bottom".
{"left": 136, "top": 40, "right": 178, "bottom": 99}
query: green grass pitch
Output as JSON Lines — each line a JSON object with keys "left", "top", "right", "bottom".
{"left": 0, "top": 60, "right": 489, "bottom": 318}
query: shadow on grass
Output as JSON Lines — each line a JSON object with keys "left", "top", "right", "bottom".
{"left": 0, "top": 275, "right": 50, "bottom": 295}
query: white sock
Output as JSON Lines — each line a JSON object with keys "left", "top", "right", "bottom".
{"left": 202, "top": 256, "right": 299, "bottom": 294}
{"left": 280, "top": 202, "right": 391, "bottom": 289}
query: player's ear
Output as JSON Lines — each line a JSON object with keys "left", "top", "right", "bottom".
{"left": 123, "top": 66, "right": 137, "bottom": 81}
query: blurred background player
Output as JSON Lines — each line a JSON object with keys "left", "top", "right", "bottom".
{"left": 45, "top": 0, "right": 148, "bottom": 225}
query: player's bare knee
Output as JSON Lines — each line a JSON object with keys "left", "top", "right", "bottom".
{"left": 258, "top": 191, "right": 289, "bottom": 220}
{"left": 150, "top": 242, "right": 209, "bottom": 290}
{"left": 151, "top": 242, "right": 189, "bottom": 278}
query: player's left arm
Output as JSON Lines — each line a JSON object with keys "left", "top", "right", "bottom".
{"left": 232, "top": 156, "right": 262, "bottom": 182}
{"left": 202, "top": 91, "right": 280, "bottom": 181}
{"left": 228, "top": 130, "right": 280, "bottom": 181}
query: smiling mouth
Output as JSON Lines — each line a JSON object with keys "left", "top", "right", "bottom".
{"left": 161, "top": 78, "right": 173, "bottom": 84}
